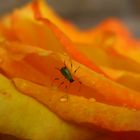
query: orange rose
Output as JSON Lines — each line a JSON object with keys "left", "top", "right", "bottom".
{"left": 0, "top": 0, "right": 140, "bottom": 139}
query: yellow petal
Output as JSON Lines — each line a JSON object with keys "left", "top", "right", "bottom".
{"left": 0, "top": 74, "right": 94, "bottom": 140}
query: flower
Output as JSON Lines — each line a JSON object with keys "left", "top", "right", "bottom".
{"left": 0, "top": 0, "right": 140, "bottom": 139}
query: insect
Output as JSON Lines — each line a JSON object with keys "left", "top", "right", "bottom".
{"left": 52, "top": 61, "right": 81, "bottom": 89}
{"left": 60, "top": 65, "right": 74, "bottom": 83}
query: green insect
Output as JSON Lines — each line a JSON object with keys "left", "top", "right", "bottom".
{"left": 53, "top": 62, "right": 81, "bottom": 88}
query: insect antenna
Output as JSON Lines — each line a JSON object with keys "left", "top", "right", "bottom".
{"left": 70, "top": 59, "right": 73, "bottom": 69}
{"left": 58, "top": 81, "right": 65, "bottom": 88}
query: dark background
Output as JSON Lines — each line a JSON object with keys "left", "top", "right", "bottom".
{"left": 0, "top": 0, "right": 140, "bottom": 36}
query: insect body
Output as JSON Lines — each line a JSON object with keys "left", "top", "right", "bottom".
{"left": 60, "top": 66, "right": 74, "bottom": 83}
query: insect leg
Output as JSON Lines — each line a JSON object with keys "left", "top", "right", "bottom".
{"left": 74, "top": 66, "right": 80, "bottom": 74}
{"left": 51, "top": 77, "right": 59, "bottom": 86}
{"left": 54, "top": 67, "right": 60, "bottom": 71}
{"left": 65, "top": 85, "right": 68, "bottom": 89}
{"left": 66, "top": 81, "right": 71, "bottom": 89}
{"left": 78, "top": 80, "right": 82, "bottom": 91}
{"left": 58, "top": 81, "right": 65, "bottom": 88}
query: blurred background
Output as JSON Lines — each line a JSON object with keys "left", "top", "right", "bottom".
{"left": 0, "top": 0, "right": 140, "bottom": 35}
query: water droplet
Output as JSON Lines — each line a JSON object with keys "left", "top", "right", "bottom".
{"left": 60, "top": 95, "right": 68, "bottom": 102}
{"left": 21, "top": 82, "right": 28, "bottom": 89}
{"left": 89, "top": 98, "right": 96, "bottom": 102}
